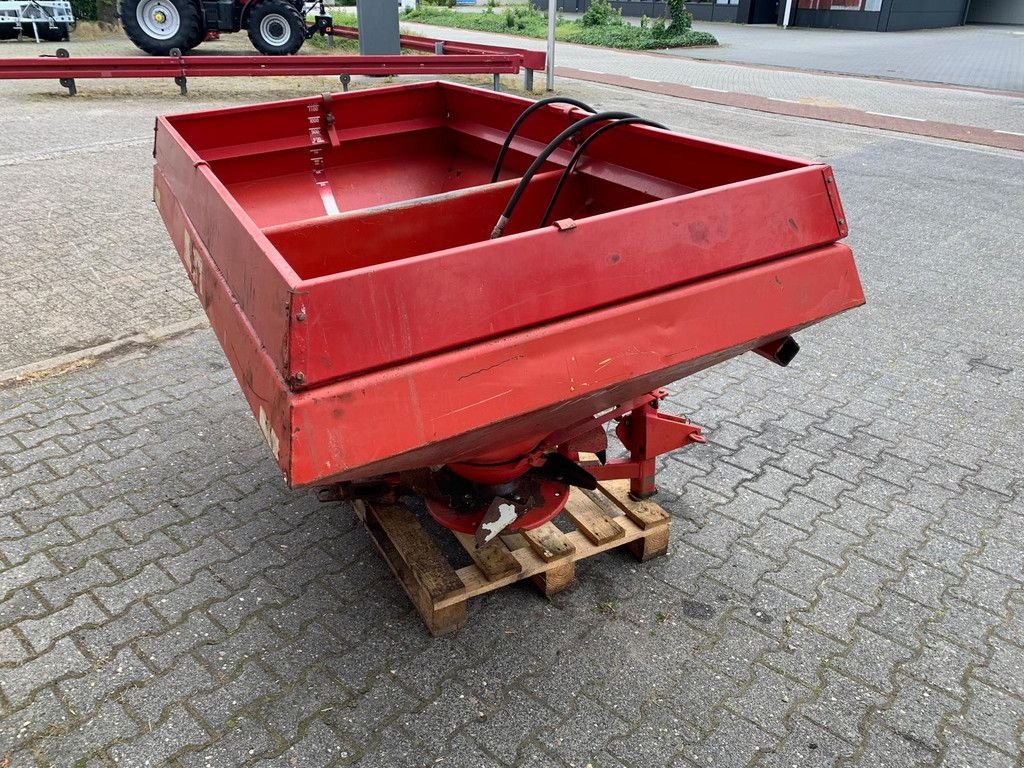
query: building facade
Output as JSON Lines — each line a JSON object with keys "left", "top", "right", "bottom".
{"left": 542, "top": 0, "right": 1009, "bottom": 30}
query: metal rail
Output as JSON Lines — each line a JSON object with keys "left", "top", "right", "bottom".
{"left": 329, "top": 24, "right": 545, "bottom": 89}
{"left": 0, "top": 35, "right": 543, "bottom": 95}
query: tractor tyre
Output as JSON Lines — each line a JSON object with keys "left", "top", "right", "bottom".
{"left": 120, "top": 0, "right": 203, "bottom": 55}
{"left": 247, "top": 0, "right": 305, "bottom": 55}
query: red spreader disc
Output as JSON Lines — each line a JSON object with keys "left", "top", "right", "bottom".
{"left": 424, "top": 477, "right": 570, "bottom": 536}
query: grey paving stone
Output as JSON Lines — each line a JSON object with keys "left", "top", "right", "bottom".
{"left": 205, "top": 576, "right": 288, "bottom": 633}
{"left": 857, "top": 592, "right": 935, "bottom": 651}
{"left": 0, "top": 520, "right": 76, "bottom": 567}
{"left": 401, "top": 679, "right": 489, "bottom": 754}
{"left": 0, "top": 637, "right": 92, "bottom": 708}
{"left": 177, "top": 714, "right": 276, "bottom": 767}
{"left": 191, "top": 660, "right": 280, "bottom": 731}
{"left": 77, "top": 602, "right": 166, "bottom": 661}
{"left": 0, "top": 551, "right": 61, "bottom": 602}
{"left": 35, "top": 700, "right": 140, "bottom": 766}
{"left": 49, "top": 526, "right": 130, "bottom": 573}
{"left": 109, "top": 705, "right": 209, "bottom": 766}
{"left": 198, "top": 618, "right": 285, "bottom": 679}
{"left": 1, "top": 684, "right": 73, "bottom": 753}
{"left": 328, "top": 676, "right": 422, "bottom": 743}
{"left": 58, "top": 645, "right": 152, "bottom": 719}
{"left": 148, "top": 570, "right": 231, "bottom": 624}
{"left": 122, "top": 653, "right": 216, "bottom": 725}
{"left": 876, "top": 678, "right": 960, "bottom": 752}
{"left": 541, "top": 695, "right": 630, "bottom": 768}
{"left": 681, "top": 710, "right": 776, "bottom": 768}
{"left": 756, "top": 715, "right": 856, "bottom": 768}
{"left": 253, "top": 719, "right": 357, "bottom": 768}
{"left": 801, "top": 671, "right": 885, "bottom": 745}
{"left": 0, "top": 627, "right": 30, "bottom": 665}
{"left": 945, "top": 679, "right": 1022, "bottom": 757}
{"left": 462, "top": 688, "right": 558, "bottom": 766}
{"left": 134, "top": 610, "right": 225, "bottom": 673}
{"left": 258, "top": 667, "right": 349, "bottom": 741}
{"left": 161, "top": 537, "right": 236, "bottom": 583}
{"left": 724, "top": 663, "right": 814, "bottom": 738}
{"left": 105, "top": 530, "right": 182, "bottom": 576}
{"left": 92, "top": 563, "right": 174, "bottom": 615}
{"left": 831, "top": 629, "right": 915, "bottom": 695}
{"left": 852, "top": 723, "right": 938, "bottom": 767}
{"left": 35, "top": 556, "right": 118, "bottom": 609}
{"left": 939, "top": 729, "right": 1019, "bottom": 768}
{"left": 972, "top": 639, "right": 1024, "bottom": 701}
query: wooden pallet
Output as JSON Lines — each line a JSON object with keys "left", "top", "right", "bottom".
{"left": 351, "top": 479, "right": 670, "bottom": 635}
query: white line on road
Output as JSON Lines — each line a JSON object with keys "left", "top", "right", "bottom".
{"left": 866, "top": 111, "right": 927, "bottom": 122}
{"left": 629, "top": 76, "right": 662, "bottom": 83}
{"left": 767, "top": 97, "right": 799, "bottom": 103}
{"left": 690, "top": 85, "right": 728, "bottom": 92}
{"left": 994, "top": 129, "right": 1024, "bottom": 137}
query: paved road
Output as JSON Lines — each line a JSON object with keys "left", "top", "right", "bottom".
{"left": 1, "top": 29, "right": 1022, "bottom": 135}
{"left": 674, "top": 22, "right": 1024, "bottom": 94}
{"left": 396, "top": 21, "right": 1024, "bottom": 134}
{"left": 551, "top": 14, "right": 1024, "bottom": 94}
{"left": 1, "top": 63, "right": 1023, "bottom": 767}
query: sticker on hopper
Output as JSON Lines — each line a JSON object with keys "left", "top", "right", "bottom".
{"left": 183, "top": 228, "right": 203, "bottom": 296}
{"left": 258, "top": 406, "right": 280, "bottom": 460}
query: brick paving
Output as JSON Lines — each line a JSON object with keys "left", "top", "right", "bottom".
{"left": 1, "top": 28, "right": 1022, "bottom": 133}
{"left": 1, "top": 59, "right": 1024, "bottom": 768}
{"left": 671, "top": 23, "right": 1024, "bottom": 95}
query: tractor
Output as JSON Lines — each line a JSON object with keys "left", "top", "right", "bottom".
{"left": 119, "top": 0, "right": 333, "bottom": 55}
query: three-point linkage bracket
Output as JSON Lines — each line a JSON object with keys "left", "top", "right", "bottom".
{"left": 169, "top": 48, "right": 187, "bottom": 96}
{"left": 54, "top": 48, "right": 76, "bottom": 96}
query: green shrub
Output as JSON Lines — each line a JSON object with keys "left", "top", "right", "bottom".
{"left": 403, "top": 2, "right": 716, "bottom": 50}
{"left": 665, "top": 0, "right": 693, "bottom": 32}
{"left": 70, "top": 0, "right": 97, "bottom": 20}
{"left": 580, "top": 0, "right": 622, "bottom": 27}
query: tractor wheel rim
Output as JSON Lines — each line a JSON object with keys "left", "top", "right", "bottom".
{"left": 137, "top": 0, "right": 180, "bottom": 40}
{"left": 259, "top": 13, "right": 291, "bottom": 46}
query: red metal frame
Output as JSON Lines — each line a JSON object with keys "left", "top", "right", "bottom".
{"left": 152, "top": 81, "right": 865, "bottom": 491}
{"left": 0, "top": 27, "right": 545, "bottom": 95}
{"left": 0, "top": 52, "right": 524, "bottom": 95}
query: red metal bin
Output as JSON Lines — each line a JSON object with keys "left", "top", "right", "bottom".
{"left": 153, "top": 81, "right": 863, "bottom": 544}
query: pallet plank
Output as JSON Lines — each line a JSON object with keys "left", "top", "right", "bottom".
{"left": 598, "top": 479, "right": 670, "bottom": 530}
{"left": 521, "top": 522, "right": 575, "bottom": 562}
{"left": 564, "top": 490, "right": 625, "bottom": 545}
{"left": 354, "top": 482, "right": 673, "bottom": 627}
{"left": 455, "top": 532, "right": 522, "bottom": 581}
{"left": 353, "top": 500, "right": 467, "bottom": 635}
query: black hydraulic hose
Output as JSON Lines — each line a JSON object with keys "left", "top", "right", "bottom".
{"left": 489, "top": 96, "right": 597, "bottom": 184}
{"left": 538, "top": 117, "right": 667, "bottom": 229}
{"left": 490, "top": 111, "right": 638, "bottom": 239}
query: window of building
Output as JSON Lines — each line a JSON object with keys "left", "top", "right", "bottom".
{"left": 797, "top": 0, "right": 881, "bottom": 9}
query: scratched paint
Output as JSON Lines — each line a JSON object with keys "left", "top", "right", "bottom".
{"left": 479, "top": 502, "right": 517, "bottom": 543}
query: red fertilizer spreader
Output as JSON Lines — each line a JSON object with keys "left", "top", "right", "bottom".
{"left": 153, "top": 81, "right": 864, "bottom": 550}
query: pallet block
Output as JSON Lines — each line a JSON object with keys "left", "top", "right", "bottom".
{"left": 352, "top": 479, "right": 671, "bottom": 635}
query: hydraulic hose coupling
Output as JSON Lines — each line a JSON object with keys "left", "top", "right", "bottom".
{"left": 490, "top": 215, "right": 510, "bottom": 239}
